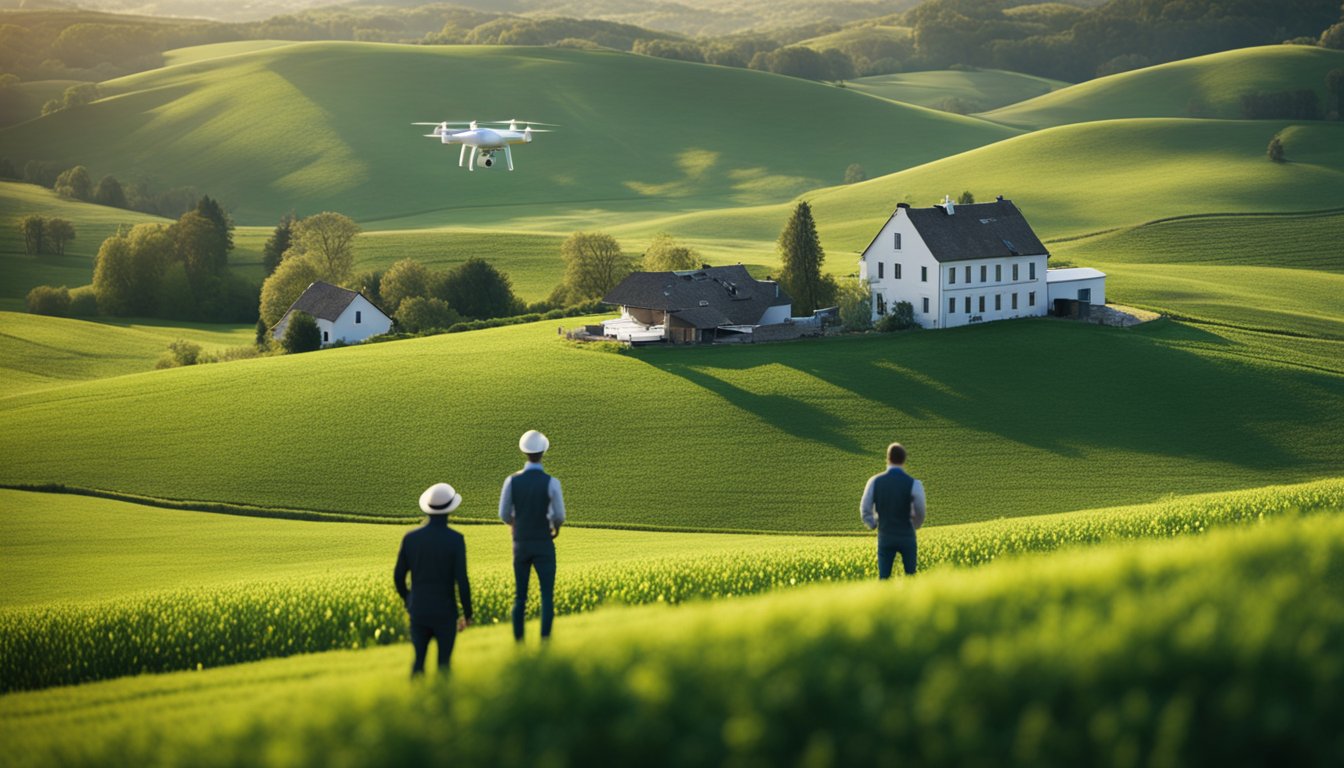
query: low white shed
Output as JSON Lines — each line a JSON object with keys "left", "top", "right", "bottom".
{"left": 1046, "top": 267, "right": 1107, "bottom": 306}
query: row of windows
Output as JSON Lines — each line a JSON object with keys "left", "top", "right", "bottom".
{"left": 948, "top": 262, "right": 1036, "bottom": 285}
{"left": 948, "top": 292, "right": 1036, "bottom": 314}
{"left": 877, "top": 262, "right": 928, "bottom": 282}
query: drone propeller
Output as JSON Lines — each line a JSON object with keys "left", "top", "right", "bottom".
{"left": 492, "top": 119, "right": 560, "bottom": 126}
{"left": 411, "top": 121, "right": 478, "bottom": 125}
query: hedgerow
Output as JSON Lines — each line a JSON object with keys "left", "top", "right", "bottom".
{"left": 2, "top": 479, "right": 1340, "bottom": 691}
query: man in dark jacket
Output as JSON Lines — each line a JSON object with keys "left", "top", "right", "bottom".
{"left": 860, "top": 442, "right": 928, "bottom": 578}
{"left": 395, "top": 482, "right": 473, "bottom": 677}
{"left": 499, "top": 429, "right": 566, "bottom": 642}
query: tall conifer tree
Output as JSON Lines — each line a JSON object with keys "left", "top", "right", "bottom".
{"left": 776, "top": 201, "right": 836, "bottom": 315}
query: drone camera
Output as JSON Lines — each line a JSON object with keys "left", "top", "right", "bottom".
{"left": 482, "top": 157, "right": 494, "bottom": 168}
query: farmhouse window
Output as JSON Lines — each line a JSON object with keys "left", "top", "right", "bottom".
{"left": 978, "top": 295, "right": 985, "bottom": 312}
{"left": 877, "top": 294, "right": 887, "bottom": 315}
{"left": 1029, "top": 262, "right": 1037, "bottom": 280}
{"left": 949, "top": 268, "right": 956, "bottom": 285}
{"left": 921, "top": 266, "right": 928, "bottom": 282}
{"left": 1012, "top": 264, "right": 1020, "bottom": 280}
{"left": 949, "top": 297, "right": 956, "bottom": 314}
{"left": 996, "top": 264, "right": 1002, "bottom": 281}
{"left": 964, "top": 266, "right": 971, "bottom": 283}
{"left": 980, "top": 265, "right": 987, "bottom": 282}
{"left": 1029, "top": 291, "right": 1036, "bottom": 306}
{"left": 923, "top": 297, "right": 930, "bottom": 313}
{"left": 895, "top": 263, "right": 902, "bottom": 279}
{"left": 323, "top": 331, "right": 330, "bottom": 343}
{"left": 995, "top": 294, "right": 1002, "bottom": 310}
{"left": 894, "top": 232, "right": 902, "bottom": 250}
{"left": 1012, "top": 293, "right": 1019, "bottom": 310}
{"left": 355, "top": 311, "right": 362, "bottom": 324}
{"left": 879, "top": 262, "right": 885, "bottom": 279}
{"left": 964, "top": 296, "right": 971, "bottom": 313}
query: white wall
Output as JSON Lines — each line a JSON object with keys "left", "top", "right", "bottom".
{"left": 939, "top": 254, "right": 1048, "bottom": 329}
{"left": 859, "top": 208, "right": 941, "bottom": 328}
{"left": 760, "top": 303, "right": 792, "bottom": 325}
{"left": 1047, "top": 276, "right": 1106, "bottom": 307}
{"left": 328, "top": 295, "right": 392, "bottom": 345}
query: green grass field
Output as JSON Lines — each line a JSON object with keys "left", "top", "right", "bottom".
{"left": 0, "top": 42, "right": 1017, "bottom": 225}
{"left": 849, "top": 68, "right": 1067, "bottom": 113}
{"left": 0, "top": 311, "right": 254, "bottom": 398}
{"left": 0, "top": 316, "right": 1340, "bottom": 531}
{"left": 3, "top": 512, "right": 1340, "bottom": 766}
{"left": 983, "top": 45, "right": 1344, "bottom": 129}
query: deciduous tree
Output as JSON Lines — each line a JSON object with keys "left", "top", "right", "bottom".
{"left": 54, "top": 165, "right": 92, "bottom": 201}
{"left": 777, "top": 201, "right": 837, "bottom": 315}
{"left": 379, "top": 258, "right": 433, "bottom": 315}
{"left": 640, "top": 233, "right": 700, "bottom": 273}
{"left": 19, "top": 214, "right": 44, "bottom": 255}
{"left": 259, "top": 253, "right": 323, "bottom": 326}
{"left": 560, "top": 231, "right": 634, "bottom": 301}
{"left": 397, "top": 296, "right": 462, "bottom": 333}
{"left": 44, "top": 218, "right": 75, "bottom": 256}
{"left": 293, "top": 212, "right": 360, "bottom": 282}
{"left": 281, "top": 311, "right": 322, "bottom": 354}
{"left": 93, "top": 175, "right": 127, "bottom": 208}
{"left": 438, "top": 257, "right": 519, "bottom": 319}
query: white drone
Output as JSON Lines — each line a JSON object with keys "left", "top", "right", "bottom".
{"left": 412, "top": 119, "right": 555, "bottom": 171}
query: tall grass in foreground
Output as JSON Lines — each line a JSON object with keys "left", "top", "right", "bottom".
{"left": 3, "top": 479, "right": 1340, "bottom": 692}
{"left": 58, "top": 514, "right": 1344, "bottom": 767}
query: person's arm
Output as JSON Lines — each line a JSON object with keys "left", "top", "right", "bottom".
{"left": 860, "top": 476, "right": 878, "bottom": 530}
{"left": 911, "top": 480, "right": 927, "bottom": 530}
{"left": 548, "top": 477, "right": 566, "bottom": 535}
{"left": 498, "top": 476, "right": 515, "bottom": 525}
{"left": 456, "top": 537, "right": 472, "bottom": 627}
{"left": 393, "top": 540, "right": 410, "bottom": 605}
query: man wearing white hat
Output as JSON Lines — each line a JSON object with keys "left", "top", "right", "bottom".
{"left": 499, "top": 429, "right": 566, "bottom": 642}
{"left": 395, "top": 482, "right": 473, "bottom": 677}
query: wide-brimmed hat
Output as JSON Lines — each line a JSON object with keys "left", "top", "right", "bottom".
{"left": 419, "top": 483, "right": 462, "bottom": 515}
{"left": 518, "top": 429, "right": 550, "bottom": 454}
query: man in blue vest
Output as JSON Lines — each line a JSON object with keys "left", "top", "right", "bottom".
{"left": 860, "top": 442, "right": 927, "bottom": 578}
{"left": 499, "top": 429, "right": 566, "bottom": 642}
{"left": 394, "top": 482, "right": 473, "bottom": 678}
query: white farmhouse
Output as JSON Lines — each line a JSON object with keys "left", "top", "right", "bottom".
{"left": 272, "top": 281, "right": 392, "bottom": 347}
{"left": 858, "top": 196, "right": 1104, "bottom": 329}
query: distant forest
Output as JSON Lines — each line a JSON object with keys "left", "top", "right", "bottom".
{"left": 0, "top": 0, "right": 1342, "bottom": 93}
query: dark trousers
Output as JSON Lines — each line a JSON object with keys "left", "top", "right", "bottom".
{"left": 878, "top": 537, "right": 918, "bottom": 579}
{"left": 512, "top": 539, "right": 556, "bottom": 641}
{"left": 409, "top": 618, "right": 457, "bottom": 677}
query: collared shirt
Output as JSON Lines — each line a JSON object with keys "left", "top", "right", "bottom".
{"left": 860, "top": 465, "right": 926, "bottom": 531}
{"left": 498, "top": 462, "right": 566, "bottom": 527}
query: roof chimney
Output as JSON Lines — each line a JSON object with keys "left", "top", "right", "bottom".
{"left": 941, "top": 194, "right": 955, "bottom": 215}
{"left": 996, "top": 194, "right": 1004, "bottom": 202}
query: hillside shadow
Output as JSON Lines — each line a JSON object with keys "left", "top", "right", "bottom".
{"left": 634, "top": 319, "right": 1339, "bottom": 471}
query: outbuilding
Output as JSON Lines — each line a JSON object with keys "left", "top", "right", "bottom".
{"left": 272, "top": 281, "right": 392, "bottom": 347}
{"left": 600, "top": 265, "right": 794, "bottom": 344}
{"left": 1046, "top": 267, "right": 1107, "bottom": 306}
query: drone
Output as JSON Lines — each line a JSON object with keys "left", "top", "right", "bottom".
{"left": 412, "top": 119, "right": 555, "bottom": 171}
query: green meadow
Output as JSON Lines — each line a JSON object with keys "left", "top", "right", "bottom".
{"left": 3, "top": 512, "right": 1341, "bottom": 766}
{"left": 983, "top": 45, "right": 1344, "bottom": 129}
{"left": 1, "top": 317, "right": 1340, "bottom": 531}
{"left": 849, "top": 68, "right": 1066, "bottom": 113}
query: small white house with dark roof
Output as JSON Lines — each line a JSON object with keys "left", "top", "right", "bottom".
{"left": 272, "top": 281, "right": 392, "bottom": 347}
{"left": 859, "top": 196, "right": 1105, "bottom": 329}
{"left": 600, "top": 265, "right": 793, "bottom": 344}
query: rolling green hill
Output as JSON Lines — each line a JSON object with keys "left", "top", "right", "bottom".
{"left": 849, "top": 69, "right": 1066, "bottom": 113}
{"left": 0, "top": 312, "right": 254, "bottom": 398}
{"left": 0, "top": 42, "right": 1017, "bottom": 225}
{"left": 0, "top": 315, "right": 1340, "bottom": 532}
{"left": 3, "top": 512, "right": 1340, "bottom": 767}
{"left": 982, "top": 45, "right": 1344, "bottom": 129}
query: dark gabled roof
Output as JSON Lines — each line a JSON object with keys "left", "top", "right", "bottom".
{"left": 286, "top": 281, "right": 360, "bottom": 321}
{"left": 602, "top": 265, "right": 791, "bottom": 327}
{"left": 905, "top": 199, "right": 1048, "bottom": 263}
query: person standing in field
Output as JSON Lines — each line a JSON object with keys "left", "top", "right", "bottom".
{"left": 860, "top": 442, "right": 927, "bottom": 578}
{"left": 394, "top": 482, "right": 473, "bottom": 678}
{"left": 499, "top": 429, "right": 566, "bottom": 643}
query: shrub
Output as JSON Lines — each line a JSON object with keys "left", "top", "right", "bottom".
{"left": 397, "top": 296, "right": 461, "bottom": 333}
{"left": 25, "top": 285, "right": 70, "bottom": 316}
{"left": 155, "top": 339, "right": 202, "bottom": 369}
{"left": 67, "top": 285, "right": 98, "bottom": 317}
{"left": 842, "top": 163, "right": 867, "bottom": 184}
{"left": 836, "top": 278, "right": 873, "bottom": 331}
{"left": 876, "top": 300, "right": 916, "bottom": 331}
{"left": 281, "top": 311, "right": 322, "bottom": 354}
{"left": 1268, "top": 135, "right": 1286, "bottom": 163}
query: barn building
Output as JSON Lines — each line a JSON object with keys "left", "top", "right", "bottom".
{"left": 272, "top": 281, "right": 392, "bottom": 347}
{"left": 858, "top": 196, "right": 1105, "bottom": 329}
{"left": 600, "top": 265, "right": 794, "bottom": 344}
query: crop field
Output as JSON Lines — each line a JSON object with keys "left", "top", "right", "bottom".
{"left": 4, "top": 478, "right": 1339, "bottom": 692}
{"left": 1, "top": 316, "right": 1341, "bottom": 530}
{"left": 0, "top": 42, "right": 1017, "bottom": 224}
{"left": 2, "top": 511, "right": 1341, "bottom": 766}
{"left": 983, "top": 45, "right": 1344, "bottom": 129}
{"left": 849, "top": 68, "right": 1066, "bottom": 113}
